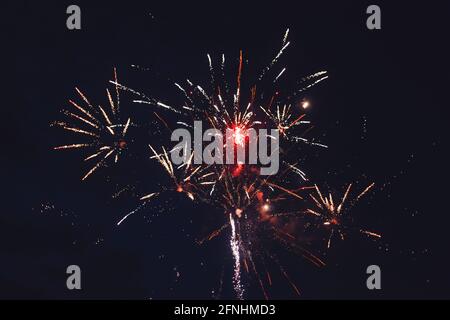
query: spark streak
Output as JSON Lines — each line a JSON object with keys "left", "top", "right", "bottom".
{"left": 230, "top": 214, "right": 244, "bottom": 300}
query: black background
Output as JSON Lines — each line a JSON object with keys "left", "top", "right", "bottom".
{"left": 2, "top": 0, "right": 449, "bottom": 299}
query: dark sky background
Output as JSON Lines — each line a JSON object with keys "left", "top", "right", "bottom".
{"left": 2, "top": 0, "right": 449, "bottom": 299}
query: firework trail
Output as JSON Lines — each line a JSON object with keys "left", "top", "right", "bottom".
{"left": 229, "top": 213, "right": 244, "bottom": 299}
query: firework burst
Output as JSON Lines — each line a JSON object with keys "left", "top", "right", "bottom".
{"left": 53, "top": 69, "right": 132, "bottom": 181}
{"left": 55, "top": 29, "right": 381, "bottom": 299}
{"left": 305, "top": 183, "right": 381, "bottom": 248}
{"left": 112, "top": 29, "right": 333, "bottom": 298}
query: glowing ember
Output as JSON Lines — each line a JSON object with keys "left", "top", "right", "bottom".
{"left": 117, "top": 139, "right": 127, "bottom": 149}
{"left": 301, "top": 100, "right": 310, "bottom": 109}
{"left": 232, "top": 126, "right": 246, "bottom": 146}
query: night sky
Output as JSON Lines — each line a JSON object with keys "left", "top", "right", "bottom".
{"left": 3, "top": 1, "right": 449, "bottom": 299}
